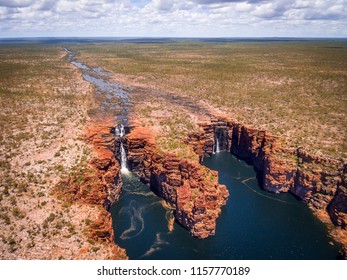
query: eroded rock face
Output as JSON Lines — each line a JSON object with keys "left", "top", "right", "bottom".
{"left": 291, "top": 149, "right": 342, "bottom": 211}
{"left": 55, "top": 119, "right": 126, "bottom": 259}
{"left": 120, "top": 111, "right": 346, "bottom": 253}
{"left": 261, "top": 146, "right": 295, "bottom": 193}
{"left": 329, "top": 165, "right": 347, "bottom": 229}
{"left": 340, "top": 246, "right": 347, "bottom": 260}
{"left": 187, "top": 119, "right": 232, "bottom": 160}
{"left": 187, "top": 113, "right": 347, "bottom": 250}
{"left": 126, "top": 127, "right": 229, "bottom": 239}
{"left": 86, "top": 121, "right": 123, "bottom": 205}
{"left": 56, "top": 121, "right": 122, "bottom": 205}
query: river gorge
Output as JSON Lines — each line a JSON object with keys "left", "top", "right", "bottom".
{"left": 64, "top": 48, "right": 346, "bottom": 259}
{"left": 111, "top": 151, "right": 340, "bottom": 259}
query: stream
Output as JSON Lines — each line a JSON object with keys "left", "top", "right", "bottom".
{"left": 65, "top": 48, "right": 341, "bottom": 259}
{"left": 110, "top": 152, "right": 341, "bottom": 259}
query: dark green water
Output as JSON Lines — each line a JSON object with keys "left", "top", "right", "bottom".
{"left": 110, "top": 152, "right": 340, "bottom": 259}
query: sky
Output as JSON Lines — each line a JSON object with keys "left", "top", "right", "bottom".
{"left": 0, "top": 0, "right": 346, "bottom": 38}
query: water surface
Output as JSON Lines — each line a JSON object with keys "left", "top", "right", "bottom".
{"left": 64, "top": 47, "right": 341, "bottom": 260}
{"left": 111, "top": 152, "right": 340, "bottom": 259}
{"left": 65, "top": 48, "right": 130, "bottom": 124}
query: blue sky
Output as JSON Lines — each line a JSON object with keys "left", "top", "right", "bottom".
{"left": 0, "top": 0, "right": 346, "bottom": 38}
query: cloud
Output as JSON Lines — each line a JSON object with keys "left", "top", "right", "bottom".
{"left": 0, "top": 0, "right": 34, "bottom": 8}
{"left": 235, "top": 2, "right": 253, "bottom": 12}
{"left": 192, "top": 0, "right": 267, "bottom": 3}
{"left": 152, "top": 0, "right": 174, "bottom": 11}
{"left": 38, "top": 0, "right": 57, "bottom": 11}
{"left": 0, "top": 0, "right": 346, "bottom": 37}
{"left": 300, "top": 1, "right": 347, "bottom": 20}
{"left": 250, "top": 1, "right": 292, "bottom": 19}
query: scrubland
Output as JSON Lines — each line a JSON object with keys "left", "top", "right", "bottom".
{"left": 1, "top": 40, "right": 346, "bottom": 259}
{"left": 75, "top": 41, "right": 347, "bottom": 162}
{"left": 0, "top": 44, "right": 119, "bottom": 259}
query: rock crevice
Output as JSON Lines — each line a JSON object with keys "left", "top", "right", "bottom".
{"left": 55, "top": 119, "right": 126, "bottom": 259}
{"left": 116, "top": 111, "right": 345, "bottom": 255}
{"left": 124, "top": 127, "right": 229, "bottom": 239}
{"left": 186, "top": 114, "right": 346, "bottom": 256}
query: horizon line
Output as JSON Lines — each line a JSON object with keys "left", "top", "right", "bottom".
{"left": 0, "top": 36, "right": 347, "bottom": 40}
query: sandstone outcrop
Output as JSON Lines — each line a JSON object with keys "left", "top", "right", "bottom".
{"left": 85, "top": 119, "right": 123, "bottom": 205}
{"left": 186, "top": 113, "right": 346, "bottom": 257}
{"left": 124, "top": 127, "right": 229, "bottom": 239}
{"left": 56, "top": 120, "right": 122, "bottom": 205}
{"left": 329, "top": 165, "right": 347, "bottom": 229}
{"left": 55, "top": 118, "right": 126, "bottom": 259}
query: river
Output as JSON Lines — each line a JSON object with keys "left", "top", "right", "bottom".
{"left": 65, "top": 48, "right": 340, "bottom": 259}
{"left": 110, "top": 152, "right": 341, "bottom": 259}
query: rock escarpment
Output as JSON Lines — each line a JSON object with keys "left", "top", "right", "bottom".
{"left": 329, "top": 168, "right": 347, "bottom": 229}
{"left": 123, "top": 127, "right": 229, "bottom": 239}
{"left": 57, "top": 120, "right": 122, "bottom": 206}
{"left": 85, "top": 120, "right": 123, "bottom": 206}
{"left": 187, "top": 113, "right": 347, "bottom": 257}
{"left": 56, "top": 118, "right": 126, "bottom": 259}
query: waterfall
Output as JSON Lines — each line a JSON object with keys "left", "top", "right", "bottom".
{"left": 120, "top": 124, "right": 125, "bottom": 138}
{"left": 216, "top": 137, "right": 220, "bottom": 153}
{"left": 213, "top": 130, "right": 220, "bottom": 154}
{"left": 120, "top": 142, "right": 128, "bottom": 173}
{"left": 116, "top": 124, "right": 125, "bottom": 137}
{"left": 116, "top": 124, "right": 128, "bottom": 173}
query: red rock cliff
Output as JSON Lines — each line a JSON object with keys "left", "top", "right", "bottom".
{"left": 125, "top": 127, "right": 229, "bottom": 239}
{"left": 55, "top": 118, "right": 126, "bottom": 259}
{"left": 187, "top": 113, "right": 346, "bottom": 257}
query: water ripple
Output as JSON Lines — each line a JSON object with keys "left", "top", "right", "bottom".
{"left": 119, "top": 202, "right": 145, "bottom": 240}
{"left": 138, "top": 233, "right": 169, "bottom": 259}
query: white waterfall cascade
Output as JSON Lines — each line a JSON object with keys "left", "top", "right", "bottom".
{"left": 213, "top": 131, "right": 221, "bottom": 154}
{"left": 116, "top": 124, "right": 129, "bottom": 173}
{"left": 115, "top": 124, "right": 125, "bottom": 137}
{"left": 120, "top": 142, "right": 129, "bottom": 173}
{"left": 120, "top": 124, "right": 125, "bottom": 138}
{"left": 215, "top": 137, "right": 220, "bottom": 153}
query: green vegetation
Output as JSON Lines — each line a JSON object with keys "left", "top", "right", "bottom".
{"left": 0, "top": 43, "right": 93, "bottom": 174}
{"left": 156, "top": 113, "right": 199, "bottom": 161}
{"left": 0, "top": 43, "right": 100, "bottom": 259}
{"left": 75, "top": 41, "right": 347, "bottom": 160}
{"left": 0, "top": 40, "right": 345, "bottom": 259}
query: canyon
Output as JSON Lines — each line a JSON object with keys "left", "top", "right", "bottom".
{"left": 1, "top": 41, "right": 345, "bottom": 260}
{"left": 59, "top": 46, "right": 347, "bottom": 259}
{"left": 86, "top": 106, "right": 345, "bottom": 258}
{"left": 54, "top": 118, "right": 127, "bottom": 259}
{"left": 50, "top": 49, "right": 129, "bottom": 259}
{"left": 186, "top": 114, "right": 347, "bottom": 257}
{"left": 120, "top": 126, "right": 229, "bottom": 239}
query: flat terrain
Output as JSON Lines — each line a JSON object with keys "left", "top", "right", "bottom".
{"left": 74, "top": 41, "right": 347, "bottom": 162}
{"left": 0, "top": 44, "right": 122, "bottom": 259}
{"left": 0, "top": 40, "right": 346, "bottom": 259}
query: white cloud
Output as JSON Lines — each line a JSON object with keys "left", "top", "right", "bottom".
{"left": 235, "top": 3, "right": 252, "bottom": 12}
{"left": 0, "top": 0, "right": 34, "bottom": 8}
{"left": 0, "top": 0, "right": 346, "bottom": 37}
{"left": 152, "top": 0, "right": 174, "bottom": 11}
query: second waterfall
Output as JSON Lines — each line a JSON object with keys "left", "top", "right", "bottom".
{"left": 116, "top": 124, "right": 129, "bottom": 173}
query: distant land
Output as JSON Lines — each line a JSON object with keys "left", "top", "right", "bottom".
{"left": 0, "top": 38, "right": 346, "bottom": 260}
{"left": 0, "top": 37, "right": 347, "bottom": 43}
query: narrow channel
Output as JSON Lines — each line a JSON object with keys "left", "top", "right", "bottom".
{"left": 110, "top": 152, "right": 340, "bottom": 260}
{"left": 64, "top": 47, "right": 130, "bottom": 125}
{"left": 65, "top": 49, "right": 340, "bottom": 259}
